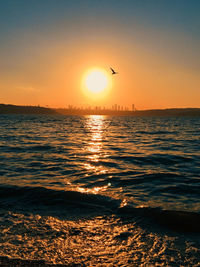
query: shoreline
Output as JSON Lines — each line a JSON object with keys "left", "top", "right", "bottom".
{"left": 1, "top": 104, "right": 200, "bottom": 116}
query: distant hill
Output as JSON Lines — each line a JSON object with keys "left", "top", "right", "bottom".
{"left": 0, "top": 104, "right": 57, "bottom": 115}
{"left": 132, "top": 108, "right": 200, "bottom": 117}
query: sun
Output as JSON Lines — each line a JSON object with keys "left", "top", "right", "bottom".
{"left": 86, "top": 70, "right": 108, "bottom": 93}
{"left": 82, "top": 68, "right": 111, "bottom": 99}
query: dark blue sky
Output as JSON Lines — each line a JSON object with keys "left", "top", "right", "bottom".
{"left": 0, "top": 1, "right": 199, "bottom": 35}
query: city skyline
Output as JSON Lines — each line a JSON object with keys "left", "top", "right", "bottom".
{"left": 66, "top": 104, "right": 135, "bottom": 111}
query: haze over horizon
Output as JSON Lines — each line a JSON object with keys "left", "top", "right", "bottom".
{"left": 0, "top": 0, "right": 199, "bottom": 110}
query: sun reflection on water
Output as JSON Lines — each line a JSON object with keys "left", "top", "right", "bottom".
{"left": 84, "top": 115, "right": 105, "bottom": 164}
{"left": 77, "top": 183, "right": 111, "bottom": 195}
{"left": 80, "top": 115, "right": 109, "bottom": 192}
{"left": 64, "top": 115, "right": 114, "bottom": 197}
{"left": 86, "top": 115, "right": 104, "bottom": 159}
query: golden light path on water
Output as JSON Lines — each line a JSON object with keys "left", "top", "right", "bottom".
{"left": 86, "top": 115, "right": 104, "bottom": 163}
{"left": 78, "top": 115, "right": 111, "bottom": 194}
{"left": 63, "top": 115, "right": 127, "bottom": 206}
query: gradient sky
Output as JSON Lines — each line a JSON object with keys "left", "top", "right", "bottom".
{"left": 0, "top": 0, "right": 199, "bottom": 109}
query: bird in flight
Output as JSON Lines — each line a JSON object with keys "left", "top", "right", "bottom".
{"left": 110, "top": 67, "right": 118, "bottom": 75}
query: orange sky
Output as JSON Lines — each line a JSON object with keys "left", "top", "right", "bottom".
{"left": 0, "top": 1, "right": 199, "bottom": 110}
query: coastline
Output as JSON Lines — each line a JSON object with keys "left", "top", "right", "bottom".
{"left": 1, "top": 104, "right": 200, "bottom": 116}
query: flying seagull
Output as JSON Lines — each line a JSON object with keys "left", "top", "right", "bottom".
{"left": 110, "top": 67, "right": 118, "bottom": 75}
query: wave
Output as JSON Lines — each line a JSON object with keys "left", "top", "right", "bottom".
{"left": 118, "top": 206, "right": 200, "bottom": 233}
{"left": 0, "top": 144, "right": 54, "bottom": 153}
{"left": 110, "top": 154, "right": 193, "bottom": 166}
{"left": 135, "top": 130, "right": 177, "bottom": 135}
{"left": 0, "top": 184, "right": 119, "bottom": 212}
{"left": 0, "top": 184, "right": 200, "bottom": 233}
{"left": 116, "top": 172, "right": 200, "bottom": 185}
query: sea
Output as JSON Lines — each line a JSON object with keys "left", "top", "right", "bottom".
{"left": 0, "top": 114, "right": 199, "bottom": 266}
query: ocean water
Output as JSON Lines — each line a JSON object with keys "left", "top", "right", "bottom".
{"left": 0, "top": 114, "right": 200, "bottom": 266}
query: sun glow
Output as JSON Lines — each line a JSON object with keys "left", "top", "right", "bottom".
{"left": 82, "top": 68, "right": 112, "bottom": 100}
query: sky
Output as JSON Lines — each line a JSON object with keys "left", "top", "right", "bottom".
{"left": 0, "top": 0, "right": 199, "bottom": 110}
